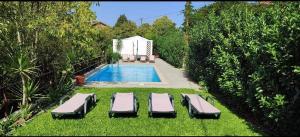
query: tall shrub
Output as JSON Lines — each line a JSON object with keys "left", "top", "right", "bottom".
{"left": 187, "top": 2, "right": 300, "bottom": 135}
{"left": 150, "top": 16, "right": 186, "bottom": 68}
{"left": 0, "top": 1, "right": 110, "bottom": 119}
{"left": 156, "top": 30, "right": 186, "bottom": 68}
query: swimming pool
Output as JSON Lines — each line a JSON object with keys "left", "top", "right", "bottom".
{"left": 86, "top": 64, "right": 161, "bottom": 82}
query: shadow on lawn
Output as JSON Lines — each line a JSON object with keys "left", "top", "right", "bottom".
{"left": 108, "top": 113, "right": 177, "bottom": 118}
{"left": 108, "top": 113, "right": 138, "bottom": 118}
{"left": 207, "top": 90, "right": 269, "bottom": 136}
{"left": 149, "top": 113, "right": 176, "bottom": 118}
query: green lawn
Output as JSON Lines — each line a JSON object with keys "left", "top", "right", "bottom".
{"left": 14, "top": 88, "right": 262, "bottom": 136}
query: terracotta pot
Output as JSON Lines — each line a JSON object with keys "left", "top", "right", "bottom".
{"left": 75, "top": 75, "right": 85, "bottom": 86}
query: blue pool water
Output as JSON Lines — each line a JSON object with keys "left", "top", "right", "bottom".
{"left": 86, "top": 64, "right": 161, "bottom": 82}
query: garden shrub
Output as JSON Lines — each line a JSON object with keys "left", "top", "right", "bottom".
{"left": 149, "top": 16, "right": 186, "bottom": 68}
{"left": 156, "top": 30, "right": 186, "bottom": 68}
{"left": 110, "top": 52, "right": 121, "bottom": 64}
{"left": 0, "top": 2, "right": 111, "bottom": 134}
{"left": 187, "top": 2, "right": 300, "bottom": 135}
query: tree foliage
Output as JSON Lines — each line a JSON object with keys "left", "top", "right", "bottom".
{"left": 114, "top": 14, "right": 129, "bottom": 28}
{"left": 113, "top": 14, "right": 137, "bottom": 39}
{"left": 0, "top": 2, "right": 110, "bottom": 121}
{"left": 156, "top": 30, "right": 186, "bottom": 68}
{"left": 152, "top": 16, "right": 176, "bottom": 36}
{"left": 136, "top": 23, "right": 152, "bottom": 39}
{"left": 141, "top": 16, "right": 185, "bottom": 68}
{"left": 183, "top": 1, "right": 192, "bottom": 33}
{"left": 187, "top": 2, "right": 300, "bottom": 136}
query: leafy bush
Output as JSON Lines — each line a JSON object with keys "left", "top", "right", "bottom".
{"left": 0, "top": 105, "right": 32, "bottom": 136}
{"left": 187, "top": 2, "right": 300, "bottom": 135}
{"left": 109, "top": 52, "right": 121, "bottom": 64}
{"left": 0, "top": 2, "right": 109, "bottom": 107}
{"left": 135, "top": 16, "right": 186, "bottom": 68}
{"left": 156, "top": 30, "right": 186, "bottom": 68}
{"left": 0, "top": 2, "right": 110, "bottom": 134}
{"left": 48, "top": 69, "right": 74, "bottom": 103}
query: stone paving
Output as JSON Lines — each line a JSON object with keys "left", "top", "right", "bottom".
{"left": 83, "top": 58, "right": 200, "bottom": 89}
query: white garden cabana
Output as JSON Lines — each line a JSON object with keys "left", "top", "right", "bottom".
{"left": 112, "top": 36, "right": 153, "bottom": 60}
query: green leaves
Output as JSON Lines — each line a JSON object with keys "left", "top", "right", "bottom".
{"left": 16, "top": 56, "right": 37, "bottom": 79}
{"left": 23, "top": 79, "right": 40, "bottom": 103}
{"left": 152, "top": 16, "right": 176, "bottom": 36}
{"left": 155, "top": 29, "right": 186, "bottom": 68}
{"left": 113, "top": 20, "right": 137, "bottom": 39}
{"left": 187, "top": 2, "right": 300, "bottom": 135}
{"left": 294, "top": 66, "right": 300, "bottom": 74}
{"left": 113, "top": 14, "right": 137, "bottom": 39}
{"left": 1, "top": 2, "right": 110, "bottom": 135}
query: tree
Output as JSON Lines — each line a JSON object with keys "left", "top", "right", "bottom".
{"left": 136, "top": 23, "right": 152, "bottom": 38}
{"left": 152, "top": 16, "right": 176, "bottom": 36}
{"left": 114, "top": 14, "right": 129, "bottom": 28}
{"left": 151, "top": 16, "right": 176, "bottom": 55}
{"left": 113, "top": 20, "right": 137, "bottom": 39}
{"left": 183, "top": 1, "right": 193, "bottom": 34}
{"left": 113, "top": 14, "right": 137, "bottom": 38}
{"left": 182, "top": 1, "right": 193, "bottom": 68}
{"left": 0, "top": 1, "right": 111, "bottom": 119}
{"left": 156, "top": 29, "right": 186, "bottom": 68}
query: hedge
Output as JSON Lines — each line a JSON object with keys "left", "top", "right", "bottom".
{"left": 187, "top": 2, "right": 300, "bottom": 136}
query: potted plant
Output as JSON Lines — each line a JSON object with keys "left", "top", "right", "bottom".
{"left": 75, "top": 74, "right": 85, "bottom": 86}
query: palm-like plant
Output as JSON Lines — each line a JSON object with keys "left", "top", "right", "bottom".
{"left": 8, "top": 47, "right": 39, "bottom": 107}
{"left": 116, "top": 38, "right": 123, "bottom": 53}
{"left": 22, "top": 80, "right": 40, "bottom": 106}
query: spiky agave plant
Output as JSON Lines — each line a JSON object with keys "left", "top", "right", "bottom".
{"left": 18, "top": 79, "right": 41, "bottom": 108}
{"left": 8, "top": 47, "right": 39, "bottom": 107}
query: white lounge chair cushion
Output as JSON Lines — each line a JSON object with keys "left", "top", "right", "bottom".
{"left": 182, "top": 94, "right": 220, "bottom": 114}
{"left": 52, "top": 93, "right": 92, "bottom": 113}
{"left": 149, "top": 55, "right": 155, "bottom": 61}
{"left": 129, "top": 55, "right": 135, "bottom": 61}
{"left": 122, "top": 55, "right": 128, "bottom": 60}
{"left": 151, "top": 93, "right": 174, "bottom": 112}
{"left": 141, "top": 56, "right": 146, "bottom": 61}
{"left": 112, "top": 93, "right": 134, "bottom": 112}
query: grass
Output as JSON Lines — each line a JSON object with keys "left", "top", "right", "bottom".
{"left": 13, "top": 87, "right": 262, "bottom": 136}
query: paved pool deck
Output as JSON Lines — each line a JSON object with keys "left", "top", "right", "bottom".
{"left": 83, "top": 58, "right": 200, "bottom": 89}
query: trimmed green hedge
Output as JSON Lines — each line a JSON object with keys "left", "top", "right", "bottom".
{"left": 187, "top": 2, "right": 300, "bottom": 135}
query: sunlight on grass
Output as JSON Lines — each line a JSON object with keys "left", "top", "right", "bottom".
{"left": 14, "top": 88, "right": 262, "bottom": 136}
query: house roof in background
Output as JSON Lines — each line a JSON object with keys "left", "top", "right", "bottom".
{"left": 91, "top": 20, "right": 110, "bottom": 27}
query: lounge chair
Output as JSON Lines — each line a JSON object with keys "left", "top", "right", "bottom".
{"left": 148, "top": 93, "right": 176, "bottom": 117}
{"left": 51, "top": 93, "right": 96, "bottom": 119}
{"left": 109, "top": 92, "right": 139, "bottom": 118}
{"left": 129, "top": 55, "right": 135, "bottom": 62}
{"left": 140, "top": 56, "right": 146, "bottom": 63}
{"left": 149, "top": 55, "right": 155, "bottom": 63}
{"left": 122, "top": 55, "right": 129, "bottom": 62}
{"left": 181, "top": 93, "right": 221, "bottom": 118}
